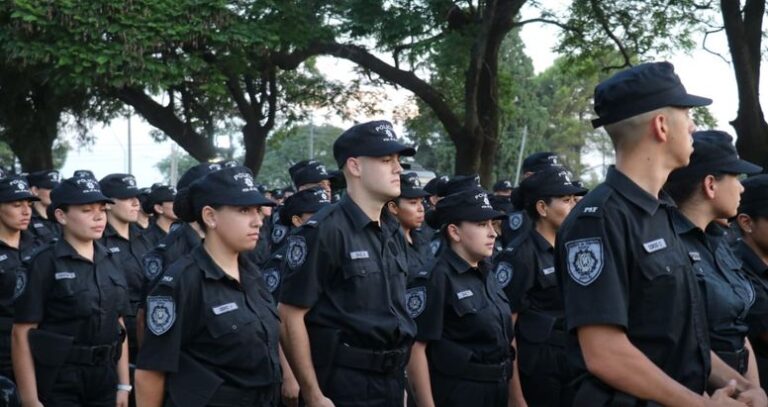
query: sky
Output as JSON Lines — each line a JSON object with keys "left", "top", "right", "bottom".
{"left": 59, "top": 6, "right": 764, "bottom": 186}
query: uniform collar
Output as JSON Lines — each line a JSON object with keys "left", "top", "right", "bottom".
{"left": 444, "top": 246, "right": 489, "bottom": 275}
{"left": 339, "top": 194, "right": 399, "bottom": 232}
{"left": 530, "top": 229, "right": 553, "bottom": 253}
{"left": 671, "top": 209, "right": 700, "bottom": 235}
{"left": 193, "top": 245, "right": 255, "bottom": 283}
{"left": 53, "top": 239, "right": 108, "bottom": 263}
{"left": 737, "top": 241, "right": 768, "bottom": 276}
{"left": 605, "top": 166, "right": 675, "bottom": 215}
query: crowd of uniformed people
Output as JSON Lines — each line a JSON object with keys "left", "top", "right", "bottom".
{"left": 0, "top": 61, "right": 766, "bottom": 407}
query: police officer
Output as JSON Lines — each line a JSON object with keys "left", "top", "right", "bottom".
{"left": 557, "top": 61, "right": 763, "bottom": 406}
{"left": 0, "top": 176, "right": 46, "bottom": 379}
{"left": 98, "top": 174, "right": 152, "bottom": 370}
{"left": 502, "top": 152, "right": 560, "bottom": 248}
{"left": 405, "top": 188, "right": 513, "bottom": 407}
{"left": 735, "top": 175, "right": 768, "bottom": 391}
{"left": 492, "top": 180, "right": 513, "bottom": 198}
{"left": 141, "top": 184, "right": 178, "bottom": 248}
{"left": 12, "top": 176, "right": 131, "bottom": 407}
{"left": 664, "top": 131, "right": 762, "bottom": 383}
{"left": 135, "top": 166, "right": 282, "bottom": 407}
{"left": 279, "top": 120, "right": 416, "bottom": 407}
{"left": 386, "top": 173, "right": 432, "bottom": 277}
{"left": 494, "top": 166, "right": 585, "bottom": 406}
{"left": 261, "top": 187, "right": 331, "bottom": 301}
{"left": 425, "top": 175, "right": 483, "bottom": 256}
{"left": 136, "top": 187, "right": 152, "bottom": 230}
{"left": 26, "top": 170, "right": 61, "bottom": 244}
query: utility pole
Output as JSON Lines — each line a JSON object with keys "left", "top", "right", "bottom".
{"left": 308, "top": 114, "right": 315, "bottom": 159}
{"left": 127, "top": 111, "right": 133, "bottom": 174}
{"left": 170, "top": 144, "right": 179, "bottom": 186}
{"left": 514, "top": 125, "right": 528, "bottom": 186}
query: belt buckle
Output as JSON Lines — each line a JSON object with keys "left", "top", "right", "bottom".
{"left": 380, "top": 350, "right": 401, "bottom": 373}
{"left": 91, "top": 345, "right": 110, "bottom": 365}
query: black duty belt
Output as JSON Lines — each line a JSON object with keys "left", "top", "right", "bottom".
{"left": 334, "top": 343, "right": 409, "bottom": 374}
{"left": 208, "top": 384, "right": 275, "bottom": 406}
{"left": 457, "top": 359, "right": 511, "bottom": 382}
{"left": 66, "top": 343, "right": 119, "bottom": 366}
{"left": 716, "top": 347, "right": 749, "bottom": 375}
{"left": 0, "top": 317, "right": 12, "bottom": 332}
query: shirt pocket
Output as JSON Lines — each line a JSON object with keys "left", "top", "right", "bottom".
{"left": 340, "top": 260, "right": 386, "bottom": 310}
{"left": 50, "top": 278, "right": 91, "bottom": 318}
{"left": 535, "top": 266, "right": 558, "bottom": 289}
{"left": 451, "top": 292, "right": 489, "bottom": 318}
{"left": 205, "top": 308, "right": 268, "bottom": 369}
{"left": 636, "top": 254, "right": 687, "bottom": 327}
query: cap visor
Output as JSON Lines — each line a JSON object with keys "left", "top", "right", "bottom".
{"left": 0, "top": 194, "right": 40, "bottom": 203}
{"left": 218, "top": 194, "right": 276, "bottom": 208}
{"left": 446, "top": 208, "right": 506, "bottom": 224}
{"left": 400, "top": 188, "right": 430, "bottom": 199}
{"left": 723, "top": 159, "right": 763, "bottom": 175}
{"left": 376, "top": 143, "right": 416, "bottom": 158}
{"left": 671, "top": 94, "right": 712, "bottom": 108}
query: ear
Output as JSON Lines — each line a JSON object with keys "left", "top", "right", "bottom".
{"left": 291, "top": 214, "right": 303, "bottom": 228}
{"left": 201, "top": 206, "right": 217, "bottom": 229}
{"left": 737, "top": 213, "right": 753, "bottom": 234}
{"left": 346, "top": 157, "right": 362, "bottom": 178}
{"left": 650, "top": 111, "right": 669, "bottom": 143}
{"left": 701, "top": 175, "right": 717, "bottom": 200}
{"left": 535, "top": 200, "right": 548, "bottom": 218}
{"left": 54, "top": 208, "right": 67, "bottom": 225}
{"left": 386, "top": 201, "right": 399, "bottom": 216}
{"left": 446, "top": 223, "right": 461, "bottom": 243}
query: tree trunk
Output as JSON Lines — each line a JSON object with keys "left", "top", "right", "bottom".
{"left": 242, "top": 122, "right": 268, "bottom": 177}
{"left": 8, "top": 122, "right": 57, "bottom": 171}
{"left": 721, "top": 0, "right": 768, "bottom": 170}
{"left": 454, "top": 133, "right": 483, "bottom": 175}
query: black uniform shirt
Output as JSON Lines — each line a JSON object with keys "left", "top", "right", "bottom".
{"left": 101, "top": 223, "right": 151, "bottom": 316}
{"left": 259, "top": 234, "right": 290, "bottom": 302}
{"left": 141, "top": 221, "right": 168, "bottom": 249}
{"left": 15, "top": 240, "right": 130, "bottom": 346}
{"left": 556, "top": 166, "right": 710, "bottom": 394}
{"left": 738, "top": 241, "right": 768, "bottom": 358}
{"left": 280, "top": 195, "right": 416, "bottom": 349}
{"left": 408, "top": 247, "right": 513, "bottom": 363}
{"left": 406, "top": 228, "right": 434, "bottom": 279}
{"left": 137, "top": 246, "right": 281, "bottom": 388}
{"left": 0, "top": 231, "right": 45, "bottom": 315}
{"left": 495, "top": 229, "right": 560, "bottom": 315}
{"left": 28, "top": 209, "right": 59, "bottom": 245}
{"left": 141, "top": 222, "right": 202, "bottom": 301}
{"left": 672, "top": 213, "right": 754, "bottom": 352}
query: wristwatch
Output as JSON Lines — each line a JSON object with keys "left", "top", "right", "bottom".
{"left": 117, "top": 384, "right": 133, "bottom": 393}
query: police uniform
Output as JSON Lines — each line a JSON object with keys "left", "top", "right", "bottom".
{"left": 0, "top": 176, "right": 45, "bottom": 379}
{"left": 137, "top": 166, "right": 281, "bottom": 407}
{"left": 407, "top": 189, "right": 512, "bottom": 407}
{"left": 280, "top": 121, "right": 416, "bottom": 406}
{"left": 425, "top": 175, "right": 482, "bottom": 257}
{"left": 14, "top": 177, "right": 129, "bottom": 406}
{"left": 27, "top": 170, "right": 62, "bottom": 245}
{"left": 493, "top": 167, "right": 585, "bottom": 406}
{"left": 737, "top": 175, "right": 768, "bottom": 391}
{"left": 259, "top": 187, "right": 330, "bottom": 301}
{"left": 141, "top": 184, "right": 177, "bottom": 248}
{"left": 558, "top": 62, "right": 713, "bottom": 405}
{"left": 397, "top": 173, "right": 433, "bottom": 277}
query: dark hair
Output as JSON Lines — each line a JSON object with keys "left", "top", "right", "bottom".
{"left": 173, "top": 187, "right": 225, "bottom": 228}
{"left": 523, "top": 196, "right": 554, "bottom": 221}
{"left": 664, "top": 173, "right": 726, "bottom": 206}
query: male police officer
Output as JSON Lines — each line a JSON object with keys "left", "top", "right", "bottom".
{"left": 279, "top": 120, "right": 416, "bottom": 407}
{"left": 557, "top": 62, "right": 766, "bottom": 406}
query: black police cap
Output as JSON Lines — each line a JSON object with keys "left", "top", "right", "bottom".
{"left": 424, "top": 175, "right": 448, "bottom": 195}
{"left": 149, "top": 184, "right": 176, "bottom": 205}
{"left": 437, "top": 174, "right": 481, "bottom": 198}
{"left": 138, "top": 187, "right": 152, "bottom": 214}
{"left": 280, "top": 187, "right": 331, "bottom": 226}
{"left": 177, "top": 162, "right": 222, "bottom": 190}
{"left": 740, "top": 174, "right": 768, "bottom": 217}
{"left": 73, "top": 169, "right": 96, "bottom": 180}
{"left": 518, "top": 166, "right": 587, "bottom": 205}
{"left": 436, "top": 188, "right": 505, "bottom": 227}
{"left": 99, "top": 173, "right": 141, "bottom": 199}
{"left": 217, "top": 159, "right": 239, "bottom": 168}
{"left": 522, "top": 152, "right": 559, "bottom": 174}
{"left": 591, "top": 61, "right": 712, "bottom": 128}
{"left": 0, "top": 176, "right": 39, "bottom": 203}
{"left": 333, "top": 120, "right": 416, "bottom": 168}
{"left": 50, "top": 177, "right": 114, "bottom": 213}
{"left": 270, "top": 189, "right": 285, "bottom": 200}
{"left": 27, "top": 170, "right": 60, "bottom": 189}
{"left": 289, "top": 160, "right": 332, "bottom": 188}
{"left": 175, "top": 166, "right": 275, "bottom": 223}
{"left": 669, "top": 130, "right": 762, "bottom": 182}
{"left": 399, "top": 172, "right": 430, "bottom": 199}
{"left": 489, "top": 194, "right": 514, "bottom": 213}
{"left": 492, "top": 179, "right": 513, "bottom": 192}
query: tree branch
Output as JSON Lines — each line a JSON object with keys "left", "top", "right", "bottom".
{"left": 702, "top": 28, "right": 729, "bottom": 64}
{"left": 589, "top": 0, "right": 632, "bottom": 71}
{"left": 225, "top": 76, "right": 257, "bottom": 124}
{"left": 511, "top": 17, "right": 580, "bottom": 33}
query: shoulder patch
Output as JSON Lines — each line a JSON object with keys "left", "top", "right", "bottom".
{"left": 430, "top": 239, "right": 441, "bottom": 255}
{"left": 147, "top": 296, "right": 176, "bottom": 335}
{"left": 508, "top": 212, "right": 524, "bottom": 231}
{"left": 405, "top": 286, "right": 426, "bottom": 318}
{"left": 566, "top": 238, "right": 604, "bottom": 286}
{"left": 494, "top": 261, "right": 513, "bottom": 288}
{"left": 143, "top": 253, "right": 164, "bottom": 280}
{"left": 13, "top": 270, "right": 26, "bottom": 300}
{"left": 262, "top": 267, "right": 280, "bottom": 293}
{"left": 286, "top": 235, "right": 307, "bottom": 270}
{"left": 271, "top": 224, "right": 288, "bottom": 245}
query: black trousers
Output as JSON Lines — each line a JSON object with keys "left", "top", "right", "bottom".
{"left": 300, "top": 366, "right": 405, "bottom": 407}
{"left": 518, "top": 340, "right": 571, "bottom": 407}
{"left": 41, "top": 364, "right": 117, "bottom": 407}
{"left": 429, "top": 369, "right": 507, "bottom": 407}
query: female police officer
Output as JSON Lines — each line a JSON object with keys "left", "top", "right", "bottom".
{"left": 493, "top": 166, "right": 586, "bottom": 406}
{"left": 406, "top": 188, "right": 514, "bottom": 407}
{"left": 664, "top": 130, "right": 763, "bottom": 385}
{"left": 135, "top": 166, "right": 283, "bottom": 407}
{"left": 12, "top": 175, "right": 131, "bottom": 407}
{"left": 386, "top": 172, "right": 432, "bottom": 276}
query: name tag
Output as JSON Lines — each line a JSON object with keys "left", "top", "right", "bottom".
{"left": 55, "top": 272, "right": 76, "bottom": 280}
{"left": 33, "top": 223, "right": 44, "bottom": 228}
{"left": 457, "top": 290, "right": 473, "bottom": 300}
{"left": 212, "top": 302, "right": 239, "bottom": 315}
{"left": 688, "top": 251, "right": 701, "bottom": 262}
{"left": 643, "top": 238, "right": 667, "bottom": 253}
{"left": 542, "top": 267, "right": 555, "bottom": 275}
{"left": 109, "top": 247, "right": 120, "bottom": 253}
{"left": 350, "top": 251, "right": 370, "bottom": 260}
{"left": 0, "top": 255, "right": 7, "bottom": 262}
{"left": 162, "top": 276, "right": 174, "bottom": 282}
